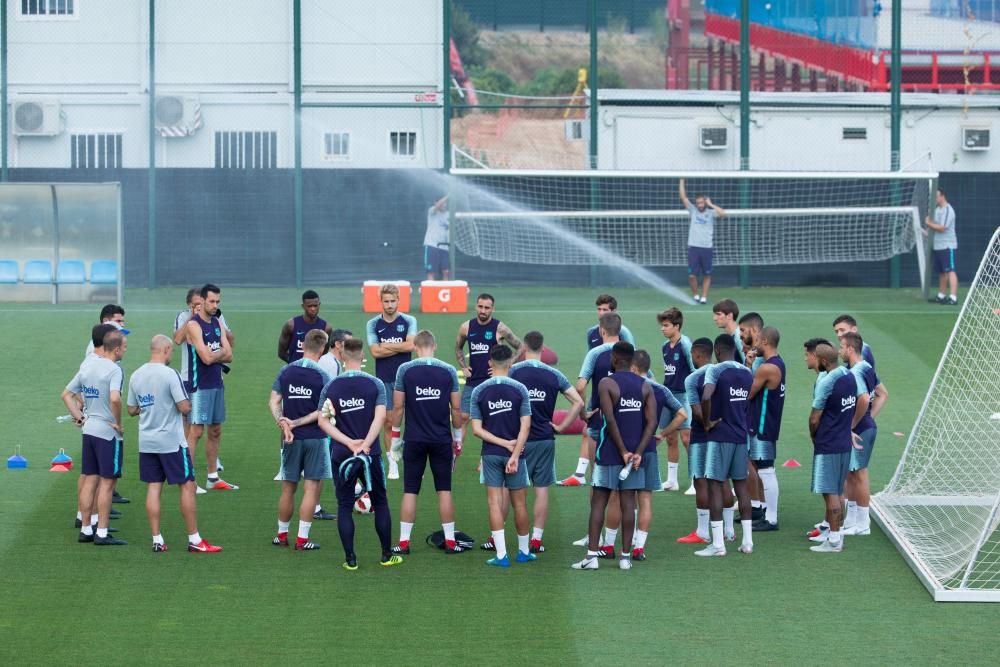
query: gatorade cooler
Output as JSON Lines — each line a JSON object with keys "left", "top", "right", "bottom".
{"left": 420, "top": 280, "right": 469, "bottom": 313}
{"left": 363, "top": 280, "right": 411, "bottom": 313}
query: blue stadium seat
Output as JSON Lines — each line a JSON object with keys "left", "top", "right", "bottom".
{"left": 22, "top": 260, "right": 53, "bottom": 284}
{"left": 0, "top": 260, "right": 18, "bottom": 284}
{"left": 90, "top": 260, "right": 118, "bottom": 285}
{"left": 56, "top": 259, "right": 86, "bottom": 284}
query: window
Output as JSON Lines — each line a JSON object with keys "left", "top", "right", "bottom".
{"left": 389, "top": 131, "right": 417, "bottom": 159}
{"left": 70, "top": 134, "right": 122, "bottom": 169}
{"left": 20, "top": 0, "right": 75, "bottom": 16}
{"left": 842, "top": 127, "right": 868, "bottom": 140}
{"left": 214, "top": 131, "right": 278, "bottom": 169}
{"left": 323, "top": 132, "right": 350, "bottom": 161}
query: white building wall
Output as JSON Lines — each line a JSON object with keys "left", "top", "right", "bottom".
{"left": 5, "top": 0, "right": 443, "bottom": 169}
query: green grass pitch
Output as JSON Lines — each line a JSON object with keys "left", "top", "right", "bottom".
{"left": 2, "top": 285, "right": 998, "bottom": 665}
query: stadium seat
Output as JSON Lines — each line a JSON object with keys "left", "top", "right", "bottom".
{"left": 22, "top": 260, "right": 53, "bottom": 284}
{"left": 0, "top": 260, "right": 18, "bottom": 284}
{"left": 56, "top": 260, "right": 86, "bottom": 284}
{"left": 90, "top": 260, "right": 118, "bottom": 285}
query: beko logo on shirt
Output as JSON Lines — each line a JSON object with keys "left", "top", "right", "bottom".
{"left": 207, "top": 340, "right": 221, "bottom": 352}
{"left": 620, "top": 397, "right": 642, "bottom": 409}
{"left": 663, "top": 364, "right": 676, "bottom": 375}
{"left": 137, "top": 393, "right": 154, "bottom": 407}
{"left": 415, "top": 386, "right": 441, "bottom": 398}
{"left": 840, "top": 395, "right": 857, "bottom": 411}
{"left": 288, "top": 384, "right": 313, "bottom": 398}
{"left": 339, "top": 397, "right": 366, "bottom": 412}
{"left": 729, "top": 386, "right": 749, "bottom": 400}
{"left": 296, "top": 339, "right": 304, "bottom": 350}
{"left": 528, "top": 388, "right": 546, "bottom": 401}
{"left": 470, "top": 342, "right": 490, "bottom": 354}
{"left": 382, "top": 336, "right": 404, "bottom": 344}
{"left": 488, "top": 399, "right": 513, "bottom": 410}
{"left": 83, "top": 385, "right": 100, "bottom": 398}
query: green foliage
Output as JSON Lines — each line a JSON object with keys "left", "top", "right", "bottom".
{"left": 450, "top": 1, "right": 488, "bottom": 70}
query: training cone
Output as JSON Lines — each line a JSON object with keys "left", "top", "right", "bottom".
{"left": 782, "top": 459, "right": 802, "bottom": 468}
{"left": 7, "top": 445, "right": 28, "bottom": 470}
{"left": 51, "top": 448, "right": 73, "bottom": 470}
{"left": 49, "top": 463, "right": 71, "bottom": 473}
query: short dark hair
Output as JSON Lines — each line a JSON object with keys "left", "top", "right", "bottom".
{"left": 598, "top": 312, "right": 622, "bottom": 336}
{"left": 937, "top": 187, "right": 946, "bottom": 198}
{"left": 489, "top": 344, "right": 513, "bottom": 364}
{"left": 803, "top": 337, "right": 833, "bottom": 352}
{"left": 185, "top": 288, "right": 199, "bottom": 305}
{"left": 523, "top": 331, "right": 544, "bottom": 352}
{"left": 761, "top": 326, "right": 780, "bottom": 348}
{"left": 342, "top": 338, "right": 364, "bottom": 359}
{"left": 476, "top": 293, "right": 495, "bottom": 305}
{"left": 816, "top": 344, "right": 839, "bottom": 369}
{"left": 611, "top": 341, "right": 635, "bottom": 366}
{"left": 841, "top": 331, "right": 863, "bottom": 354}
{"left": 92, "top": 323, "right": 117, "bottom": 347}
{"left": 712, "top": 298, "right": 739, "bottom": 319}
{"left": 714, "top": 333, "right": 737, "bottom": 357}
{"left": 330, "top": 329, "right": 352, "bottom": 344}
{"left": 595, "top": 294, "right": 618, "bottom": 310}
{"left": 691, "top": 337, "right": 714, "bottom": 357}
{"left": 656, "top": 307, "right": 683, "bottom": 328}
{"left": 302, "top": 289, "right": 319, "bottom": 302}
{"left": 99, "top": 304, "right": 124, "bottom": 322}
{"left": 738, "top": 312, "right": 763, "bottom": 330}
{"left": 632, "top": 349, "right": 652, "bottom": 374}
{"left": 103, "top": 330, "right": 125, "bottom": 353}
{"left": 832, "top": 314, "right": 858, "bottom": 328}
{"left": 200, "top": 283, "right": 221, "bottom": 299}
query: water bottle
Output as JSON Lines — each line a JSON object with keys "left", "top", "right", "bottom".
{"left": 618, "top": 465, "right": 632, "bottom": 481}
{"left": 56, "top": 415, "right": 76, "bottom": 424}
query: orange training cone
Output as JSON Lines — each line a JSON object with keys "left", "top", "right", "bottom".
{"left": 782, "top": 459, "right": 802, "bottom": 468}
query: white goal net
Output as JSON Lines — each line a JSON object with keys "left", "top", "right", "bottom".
{"left": 448, "top": 169, "right": 935, "bottom": 285}
{"left": 872, "top": 227, "right": 1000, "bottom": 602}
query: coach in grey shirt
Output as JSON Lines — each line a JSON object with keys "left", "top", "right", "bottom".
{"left": 925, "top": 187, "right": 958, "bottom": 305}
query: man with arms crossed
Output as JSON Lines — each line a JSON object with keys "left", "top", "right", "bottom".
{"left": 808, "top": 344, "right": 867, "bottom": 553}
{"left": 470, "top": 345, "right": 533, "bottom": 567}
{"left": 389, "top": 330, "right": 465, "bottom": 555}
{"left": 62, "top": 329, "right": 127, "bottom": 546}
{"left": 681, "top": 178, "right": 726, "bottom": 305}
{"left": 510, "top": 331, "right": 585, "bottom": 553}
{"left": 747, "top": 326, "right": 785, "bottom": 531}
{"left": 367, "top": 283, "right": 417, "bottom": 480}
{"left": 128, "top": 335, "right": 222, "bottom": 553}
{"left": 269, "top": 330, "right": 333, "bottom": 551}
{"left": 572, "top": 342, "right": 657, "bottom": 571}
{"left": 318, "top": 339, "right": 401, "bottom": 570}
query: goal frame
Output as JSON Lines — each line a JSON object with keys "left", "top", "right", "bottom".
{"left": 871, "top": 227, "right": 1000, "bottom": 603}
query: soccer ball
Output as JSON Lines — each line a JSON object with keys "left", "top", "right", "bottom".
{"left": 354, "top": 492, "right": 373, "bottom": 514}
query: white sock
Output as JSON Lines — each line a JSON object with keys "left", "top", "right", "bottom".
{"left": 667, "top": 462, "right": 678, "bottom": 485}
{"left": 278, "top": 520, "right": 290, "bottom": 534}
{"left": 723, "top": 507, "right": 734, "bottom": 534}
{"left": 207, "top": 473, "right": 218, "bottom": 482}
{"left": 586, "top": 550, "right": 600, "bottom": 558}
{"left": 297, "top": 521, "right": 312, "bottom": 540}
{"left": 442, "top": 521, "right": 455, "bottom": 543}
{"left": 857, "top": 506, "right": 870, "bottom": 528}
{"left": 830, "top": 529, "right": 843, "bottom": 545}
{"left": 845, "top": 501, "right": 858, "bottom": 528}
{"left": 152, "top": 534, "right": 164, "bottom": 545}
{"left": 90, "top": 513, "right": 98, "bottom": 525}
{"left": 188, "top": 531, "right": 202, "bottom": 545}
{"left": 531, "top": 527, "right": 543, "bottom": 541}
{"left": 491, "top": 529, "right": 507, "bottom": 560}
{"left": 949, "top": 294, "right": 957, "bottom": 302}
{"left": 741, "top": 519, "right": 753, "bottom": 547}
{"left": 97, "top": 527, "right": 108, "bottom": 538}
{"left": 517, "top": 534, "right": 529, "bottom": 555}
{"left": 696, "top": 509, "right": 710, "bottom": 538}
{"left": 634, "top": 529, "right": 648, "bottom": 550}
{"left": 574, "top": 457, "right": 589, "bottom": 477}
{"left": 818, "top": 520, "right": 830, "bottom": 530}
{"left": 81, "top": 524, "right": 94, "bottom": 536}
{"left": 76, "top": 511, "right": 83, "bottom": 521}
{"left": 710, "top": 520, "right": 724, "bottom": 549}
{"left": 759, "top": 467, "right": 779, "bottom": 524}
{"left": 751, "top": 499, "right": 763, "bottom": 509}
{"left": 602, "top": 527, "right": 618, "bottom": 549}
{"left": 399, "top": 521, "right": 414, "bottom": 543}
{"left": 937, "top": 292, "right": 946, "bottom": 299}
{"left": 314, "top": 504, "right": 322, "bottom": 514}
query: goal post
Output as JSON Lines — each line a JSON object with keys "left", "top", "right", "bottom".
{"left": 871, "top": 227, "right": 1000, "bottom": 602}
{"left": 448, "top": 168, "right": 936, "bottom": 289}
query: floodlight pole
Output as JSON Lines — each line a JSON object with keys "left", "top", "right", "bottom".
{"left": 444, "top": 0, "right": 456, "bottom": 279}
{"left": 1, "top": 0, "right": 8, "bottom": 182}
{"left": 889, "top": 0, "right": 902, "bottom": 288}
{"left": 293, "top": 0, "right": 303, "bottom": 289}
{"left": 588, "top": 0, "right": 599, "bottom": 287}
{"left": 147, "top": 0, "right": 157, "bottom": 288}
{"left": 738, "top": 0, "right": 750, "bottom": 288}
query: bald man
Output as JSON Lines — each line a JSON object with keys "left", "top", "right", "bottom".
{"left": 127, "top": 335, "right": 222, "bottom": 553}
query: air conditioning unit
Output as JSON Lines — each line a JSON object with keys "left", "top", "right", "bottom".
{"left": 565, "top": 119, "right": 584, "bottom": 141}
{"left": 962, "top": 127, "right": 990, "bottom": 151}
{"left": 699, "top": 126, "right": 728, "bottom": 150}
{"left": 155, "top": 95, "right": 201, "bottom": 136}
{"left": 13, "top": 98, "right": 63, "bottom": 136}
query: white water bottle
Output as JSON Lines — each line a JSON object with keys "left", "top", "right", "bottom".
{"left": 618, "top": 465, "right": 632, "bottom": 481}
{"left": 56, "top": 415, "right": 76, "bottom": 424}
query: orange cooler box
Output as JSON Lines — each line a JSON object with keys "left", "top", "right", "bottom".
{"left": 363, "top": 280, "right": 411, "bottom": 313}
{"left": 420, "top": 280, "right": 469, "bottom": 313}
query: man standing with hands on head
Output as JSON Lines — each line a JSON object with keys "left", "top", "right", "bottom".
{"left": 424, "top": 195, "right": 451, "bottom": 280}
{"left": 128, "top": 335, "right": 222, "bottom": 553}
{"left": 680, "top": 178, "right": 726, "bottom": 305}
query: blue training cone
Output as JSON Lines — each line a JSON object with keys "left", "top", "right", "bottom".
{"left": 7, "top": 445, "right": 28, "bottom": 470}
{"left": 50, "top": 448, "right": 73, "bottom": 471}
